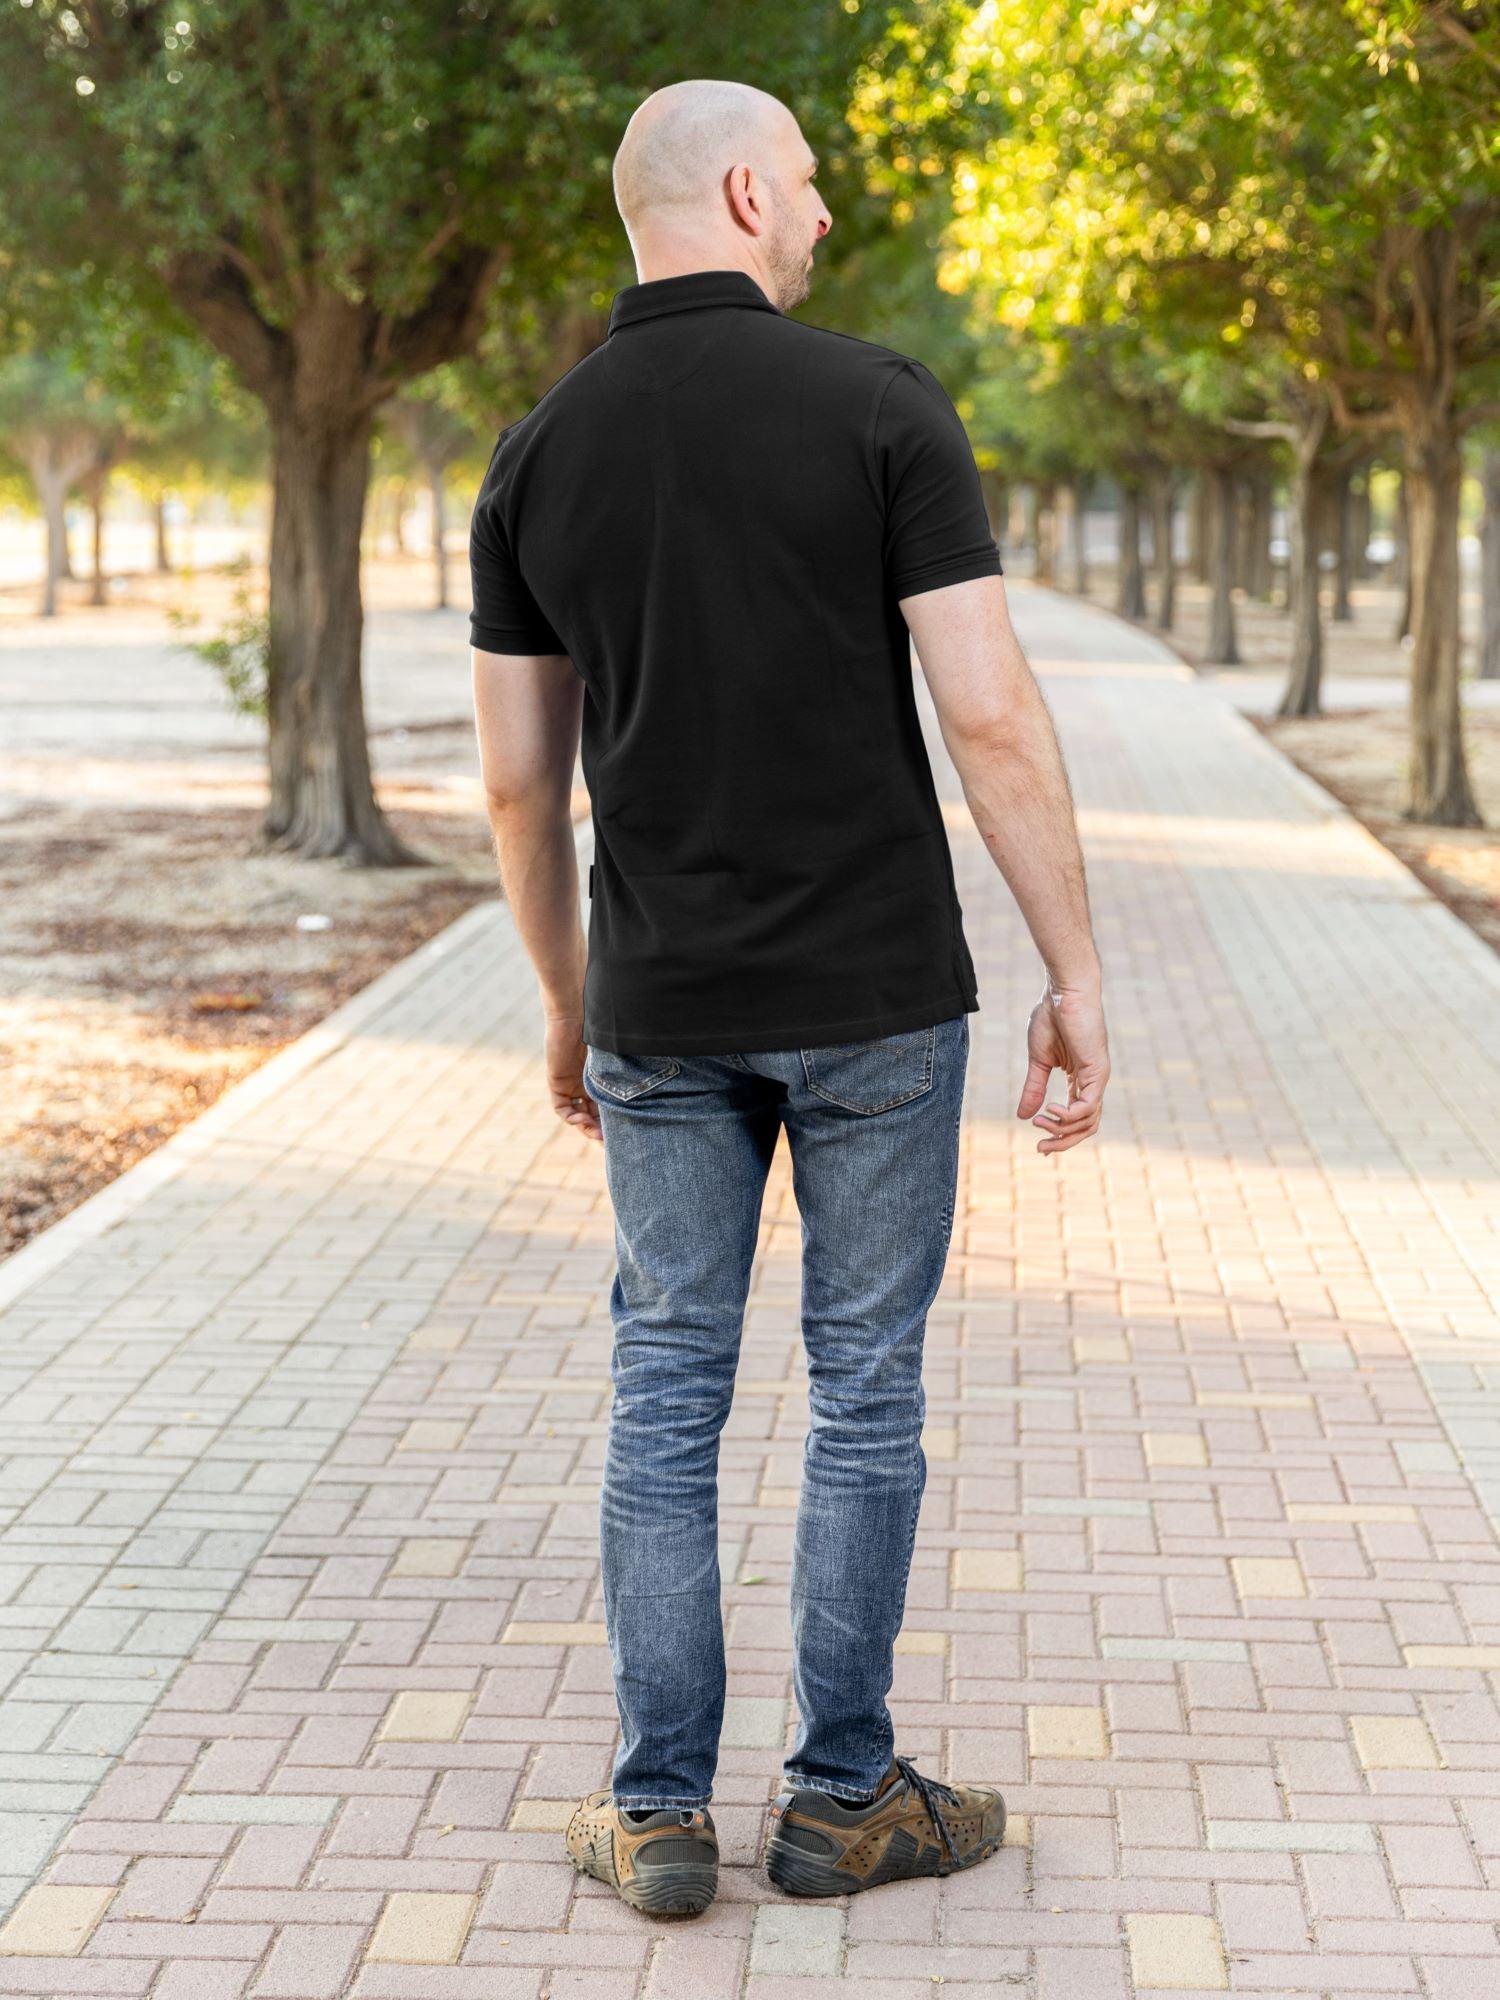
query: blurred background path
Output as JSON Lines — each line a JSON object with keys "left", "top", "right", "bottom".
{"left": 1, "top": 583, "right": 1498, "bottom": 1997}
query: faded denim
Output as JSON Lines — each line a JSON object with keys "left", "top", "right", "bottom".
{"left": 585, "top": 1013, "right": 969, "bottom": 1810}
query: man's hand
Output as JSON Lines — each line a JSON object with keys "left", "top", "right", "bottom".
{"left": 1017, "top": 985, "right": 1110, "bottom": 1155}
{"left": 546, "top": 1012, "right": 603, "bottom": 1144}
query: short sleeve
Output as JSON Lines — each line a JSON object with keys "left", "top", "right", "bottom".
{"left": 877, "top": 360, "right": 1002, "bottom": 599}
{"left": 468, "top": 432, "right": 567, "bottom": 655}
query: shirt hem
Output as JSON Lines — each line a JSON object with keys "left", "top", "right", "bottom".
{"left": 891, "top": 552, "right": 1004, "bottom": 599}
{"left": 470, "top": 622, "right": 566, "bottom": 655}
{"left": 585, "top": 989, "right": 980, "bottom": 1059}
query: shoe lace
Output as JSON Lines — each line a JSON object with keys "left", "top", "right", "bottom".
{"left": 894, "top": 1754, "right": 963, "bottom": 1871}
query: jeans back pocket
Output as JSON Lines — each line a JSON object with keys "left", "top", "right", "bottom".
{"left": 800, "top": 1024, "right": 937, "bottom": 1115}
{"left": 584, "top": 1049, "right": 682, "bottom": 1103}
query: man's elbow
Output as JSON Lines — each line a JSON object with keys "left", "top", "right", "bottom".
{"left": 481, "top": 769, "right": 571, "bottom": 818}
{"left": 938, "top": 701, "right": 1038, "bottom": 764}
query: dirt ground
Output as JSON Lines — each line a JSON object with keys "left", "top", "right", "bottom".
{"left": 0, "top": 789, "right": 496, "bottom": 1259}
{"left": 1067, "top": 565, "right": 1500, "bottom": 961}
{"left": 0, "top": 549, "right": 585, "bottom": 1261}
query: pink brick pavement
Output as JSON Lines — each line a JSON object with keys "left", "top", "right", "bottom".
{"left": 2, "top": 582, "right": 1499, "bottom": 1996}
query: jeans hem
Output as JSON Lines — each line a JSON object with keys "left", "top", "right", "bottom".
{"left": 613, "top": 1793, "right": 712, "bottom": 1812}
{"left": 782, "top": 1772, "right": 880, "bottom": 1806}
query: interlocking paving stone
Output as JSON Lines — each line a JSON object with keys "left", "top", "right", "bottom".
{"left": 1028, "top": 1706, "right": 1111, "bottom": 1760}
{"left": 3, "top": 586, "right": 1500, "bottom": 1995}
{"left": 1143, "top": 1434, "right": 1209, "bottom": 1469}
{"left": 376, "top": 1693, "right": 473, "bottom": 1745}
{"left": 0, "top": 1882, "right": 115, "bottom": 1956}
{"left": 748, "top": 1904, "right": 846, "bottom": 1977}
{"left": 1230, "top": 1556, "right": 1309, "bottom": 1600}
{"left": 951, "top": 1549, "right": 1025, "bottom": 1592}
{"left": 1350, "top": 1716, "right": 1442, "bottom": 1771}
{"left": 1207, "top": 1820, "right": 1379, "bottom": 1852}
{"left": 1125, "top": 1911, "right": 1227, "bottom": 1990}
{"left": 364, "top": 1890, "right": 476, "bottom": 1964}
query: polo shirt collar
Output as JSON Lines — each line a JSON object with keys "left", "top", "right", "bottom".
{"left": 607, "top": 268, "right": 781, "bottom": 335}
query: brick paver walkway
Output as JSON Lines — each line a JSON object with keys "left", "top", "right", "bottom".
{"left": 2, "top": 580, "right": 1499, "bottom": 1998}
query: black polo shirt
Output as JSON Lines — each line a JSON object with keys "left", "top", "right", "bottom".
{"left": 468, "top": 267, "right": 1001, "bottom": 1057}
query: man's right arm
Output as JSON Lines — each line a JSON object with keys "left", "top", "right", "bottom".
{"left": 901, "top": 572, "right": 1110, "bottom": 1155}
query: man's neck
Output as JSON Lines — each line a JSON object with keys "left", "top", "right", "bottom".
{"left": 631, "top": 248, "right": 772, "bottom": 305}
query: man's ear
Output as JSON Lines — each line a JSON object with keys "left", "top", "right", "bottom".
{"left": 725, "top": 163, "right": 763, "bottom": 236}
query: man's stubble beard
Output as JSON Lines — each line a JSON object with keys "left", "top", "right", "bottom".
{"left": 765, "top": 181, "right": 813, "bottom": 311}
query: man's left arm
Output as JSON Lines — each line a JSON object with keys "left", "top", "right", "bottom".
{"left": 471, "top": 647, "right": 601, "bottom": 1143}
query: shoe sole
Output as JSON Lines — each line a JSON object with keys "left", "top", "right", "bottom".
{"left": 571, "top": 1852, "right": 717, "bottom": 1916}
{"left": 764, "top": 1812, "right": 1007, "bottom": 1899}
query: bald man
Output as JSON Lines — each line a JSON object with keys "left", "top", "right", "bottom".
{"left": 470, "top": 79, "right": 1109, "bottom": 1915}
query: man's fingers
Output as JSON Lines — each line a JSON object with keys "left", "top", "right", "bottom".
{"left": 1016, "top": 1055, "right": 1056, "bottom": 1119}
{"left": 550, "top": 1076, "right": 603, "bottom": 1143}
{"left": 1031, "top": 1064, "right": 1108, "bottom": 1151}
{"left": 1035, "top": 1092, "right": 1100, "bottom": 1128}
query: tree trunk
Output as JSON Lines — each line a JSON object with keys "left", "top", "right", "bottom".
{"left": 1480, "top": 445, "right": 1500, "bottom": 681}
{"left": 1068, "top": 476, "right": 1090, "bottom": 593}
{"left": 429, "top": 459, "right": 449, "bottom": 610}
{"left": 1206, "top": 465, "right": 1241, "bottom": 665}
{"left": 1403, "top": 418, "right": 1480, "bottom": 825}
{"left": 52, "top": 496, "right": 75, "bottom": 579}
{"left": 1189, "top": 473, "right": 1210, "bottom": 581}
{"left": 1350, "top": 469, "right": 1372, "bottom": 582}
{"left": 1034, "top": 479, "right": 1058, "bottom": 584}
{"left": 1116, "top": 482, "right": 1147, "bottom": 618}
{"left": 35, "top": 464, "right": 70, "bottom": 617}
{"left": 1233, "top": 474, "right": 1254, "bottom": 589}
{"left": 980, "top": 471, "right": 1007, "bottom": 554}
{"left": 1329, "top": 462, "right": 1354, "bottom": 622}
{"left": 1151, "top": 474, "right": 1176, "bottom": 629}
{"left": 83, "top": 466, "right": 108, "bottom": 607}
{"left": 1245, "top": 465, "right": 1275, "bottom": 602}
{"left": 17, "top": 433, "right": 94, "bottom": 616}
{"left": 1022, "top": 484, "right": 1039, "bottom": 574}
{"left": 1278, "top": 411, "right": 1330, "bottom": 716}
{"left": 1392, "top": 473, "right": 1412, "bottom": 642}
{"left": 155, "top": 493, "right": 173, "bottom": 573}
{"left": 264, "top": 399, "right": 422, "bottom": 864}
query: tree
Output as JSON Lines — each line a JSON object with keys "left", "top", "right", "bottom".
{"left": 1481, "top": 440, "right": 1500, "bottom": 680}
{"left": 881, "top": 0, "right": 1500, "bottom": 825}
{"left": 384, "top": 385, "right": 482, "bottom": 611}
{"left": 3, "top": 0, "right": 874, "bottom": 861}
{"left": 127, "top": 352, "right": 268, "bottom": 574}
{"left": 0, "top": 354, "right": 125, "bottom": 615}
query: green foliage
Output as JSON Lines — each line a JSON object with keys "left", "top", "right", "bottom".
{"left": 168, "top": 554, "right": 270, "bottom": 720}
{"left": 4, "top": 1, "right": 880, "bottom": 367}
{"left": 879, "top": 0, "right": 1500, "bottom": 400}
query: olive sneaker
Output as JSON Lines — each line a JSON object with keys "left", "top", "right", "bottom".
{"left": 565, "top": 1791, "right": 718, "bottom": 1915}
{"left": 764, "top": 1754, "right": 1006, "bottom": 1897}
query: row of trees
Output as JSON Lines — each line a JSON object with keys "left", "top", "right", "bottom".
{"left": 0, "top": 349, "right": 494, "bottom": 616}
{"left": 0, "top": 0, "right": 878, "bottom": 862}
{"left": 854, "top": 0, "right": 1500, "bottom": 826}
{"left": 2, "top": 1, "right": 1495, "bottom": 847}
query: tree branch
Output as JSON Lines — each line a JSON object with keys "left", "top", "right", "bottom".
{"left": 1325, "top": 373, "right": 1403, "bottom": 436}
{"left": 1457, "top": 400, "right": 1500, "bottom": 436}
{"left": 366, "top": 242, "right": 510, "bottom": 403}
{"left": 1430, "top": 2, "right": 1500, "bottom": 78}
{"left": 1219, "top": 415, "right": 1298, "bottom": 443}
{"left": 167, "top": 248, "right": 288, "bottom": 398}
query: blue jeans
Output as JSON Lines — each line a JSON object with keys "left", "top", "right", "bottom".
{"left": 584, "top": 1013, "right": 969, "bottom": 1810}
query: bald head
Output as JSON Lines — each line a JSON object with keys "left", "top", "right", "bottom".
{"left": 614, "top": 80, "right": 795, "bottom": 229}
{"left": 612, "top": 80, "right": 831, "bottom": 311}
